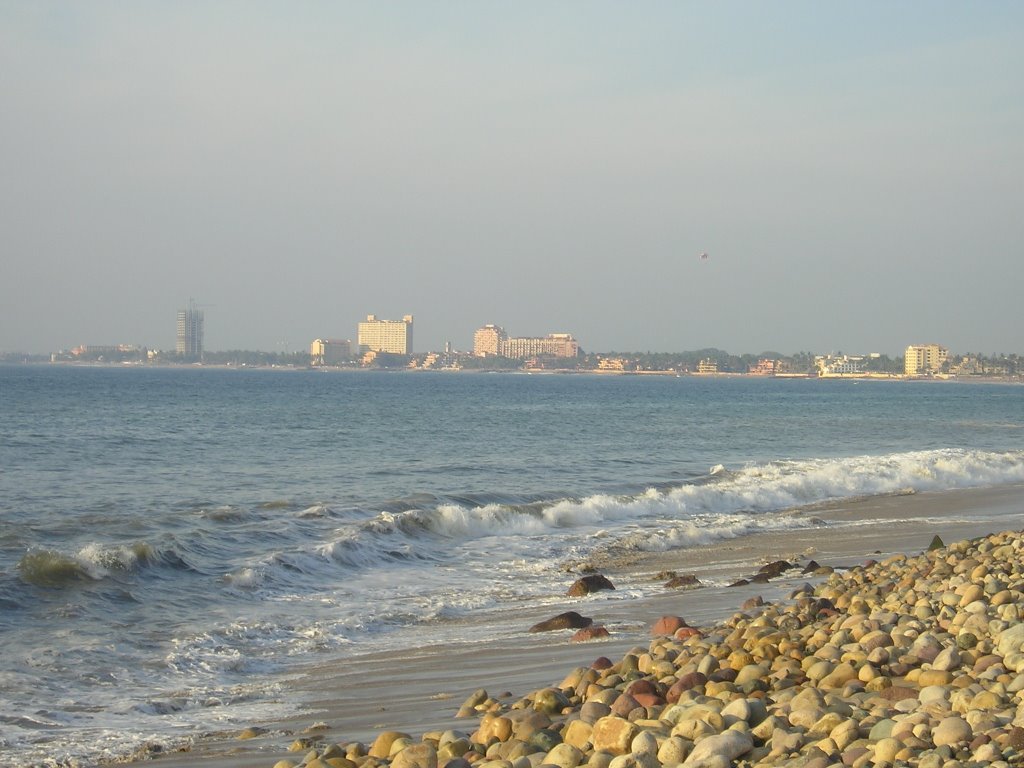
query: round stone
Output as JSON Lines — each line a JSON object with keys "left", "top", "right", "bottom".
{"left": 933, "top": 715, "right": 972, "bottom": 747}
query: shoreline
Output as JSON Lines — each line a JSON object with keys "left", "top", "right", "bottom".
{"left": 130, "top": 483, "right": 1024, "bottom": 768}
{"left": 9, "top": 361, "right": 1022, "bottom": 385}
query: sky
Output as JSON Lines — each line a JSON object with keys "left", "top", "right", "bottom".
{"left": 2, "top": 2, "right": 1022, "bottom": 357}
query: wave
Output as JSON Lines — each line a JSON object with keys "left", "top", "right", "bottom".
{"left": 17, "top": 542, "right": 162, "bottom": 588}
{"left": 307, "top": 448, "right": 1024, "bottom": 571}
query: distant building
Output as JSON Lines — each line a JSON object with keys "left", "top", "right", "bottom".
{"left": 696, "top": 358, "right": 719, "bottom": 374}
{"left": 473, "top": 324, "right": 507, "bottom": 356}
{"left": 502, "top": 333, "right": 579, "bottom": 359}
{"left": 357, "top": 314, "right": 413, "bottom": 354}
{"left": 67, "top": 344, "right": 146, "bottom": 362}
{"left": 905, "top": 344, "right": 948, "bottom": 376}
{"left": 598, "top": 357, "right": 629, "bottom": 371}
{"left": 176, "top": 300, "right": 204, "bottom": 359}
{"left": 816, "top": 354, "right": 866, "bottom": 376}
{"left": 749, "top": 359, "right": 780, "bottom": 376}
{"left": 310, "top": 338, "right": 352, "bottom": 366}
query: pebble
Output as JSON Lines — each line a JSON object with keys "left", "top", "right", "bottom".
{"left": 252, "top": 528, "right": 1024, "bottom": 768}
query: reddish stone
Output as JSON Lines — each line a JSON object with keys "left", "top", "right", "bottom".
{"left": 631, "top": 692, "right": 665, "bottom": 708}
{"left": 625, "top": 679, "right": 660, "bottom": 698}
{"left": 610, "top": 692, "right": 641, "bottom": 718}
{"left": 651, "top": 615, "right": 688, "bottom": 636}
{"left": 666, "top": 672, "right": 707, "bottom": 702}
{"left": 1006, "top": 726, "right": 1024, "bottom": 750}
{"left": 571, "top": 626, "right": 610, "bottom": 642}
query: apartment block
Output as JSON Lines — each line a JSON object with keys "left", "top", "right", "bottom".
{"left": 473, "top": 324, "right": 507, "bottom": 356}
{"left": 905, "top": 344, "right": 948, "bottom": 376}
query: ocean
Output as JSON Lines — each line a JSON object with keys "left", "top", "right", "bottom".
{"left": 1, "top": 365, "right": 1022, "bottom": 766}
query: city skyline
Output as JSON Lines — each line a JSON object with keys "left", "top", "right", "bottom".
{"left": 34, "top": 301, "right": 1024, "bottom": 361}
{"left": 2, "top": 4, "right": 1023, "bottom": 357}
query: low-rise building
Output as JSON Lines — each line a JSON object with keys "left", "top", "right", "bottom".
{"left": 749, "top": 359, "right": 780, "bottom": 376}
{"left": 598, "top": 357, "right": 629, "bottom": 371}
{"left": 502, "top": 333, "right": 579, "bottom": 359}
{"left": 310, "top": 338, "right": 352, "bottom": 366}
{"left": 816, "top": 354, "right": 866, "bottom": 376}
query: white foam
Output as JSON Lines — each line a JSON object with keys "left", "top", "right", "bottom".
{"left": 224, "top": 567, "right": 263, "bottom": 588}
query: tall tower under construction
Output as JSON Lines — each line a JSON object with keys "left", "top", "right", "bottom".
{"left": 176, "top": 299, "right": 204, "bottom": 360}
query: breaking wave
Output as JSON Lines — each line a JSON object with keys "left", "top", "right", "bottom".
{"left": 310, "top": 448, "right": 1024, "bottom": 571}
{"left": 17, "top": 542, "right": 161, "bottom": 587}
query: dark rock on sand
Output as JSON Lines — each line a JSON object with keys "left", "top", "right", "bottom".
{"left": 663, "top": 573, "right": 700, "bottom": 589}
{"left": 529, "top": 611, "right": 593, "bottom": 633}
{"left": 757, "top": 559, "right": 794, "bottom": 578}
{"left": 566, "top": 574, "right": 615, "bottom": 597}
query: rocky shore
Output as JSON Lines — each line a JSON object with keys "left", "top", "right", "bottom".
{"left": 254, "top": 527, "right": 1024, "bottom": 768}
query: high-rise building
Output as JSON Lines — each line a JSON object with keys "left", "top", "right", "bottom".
{"left": 473, "top": 324, "right": 507, "bottom": 356}
{"left": 905, "top": 344, "right": 948, "bottom": 376}
{"left": 176, "top": 300, "right": 204, "bottom": 359}
{"left": 357, "top": 314, "right": 413, "bottom": 355}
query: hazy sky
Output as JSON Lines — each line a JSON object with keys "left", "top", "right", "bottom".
{"left": 2, "top": 2, "right": 1022, "bottom": 356}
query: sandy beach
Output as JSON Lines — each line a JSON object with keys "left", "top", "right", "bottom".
{"left": 121, "top": 482, "right": 1024, "bottom": 768}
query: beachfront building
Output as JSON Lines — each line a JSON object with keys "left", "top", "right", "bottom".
{"left": 310, "top": 338, "right": 352, "bottom": 366}
{"left": 905, "top": 344, "right": 948, "bottom": 376}
{"left": 473, "top": 324, "right": 507, "bottom": 356}
{"left": 357, "top": 314, "right": 413, "bottom": 355}
{"left": 696, "top": 358, "right": 719, "bottom": 374}
{"left": 176, "top": 300, "right": 204, "bottom": 359}
{"left": 598, "top": 357, "right": 629, "bottom": 371}
{"left": 749, "top": 358, "right": 780, "bottom": 376}
{"left": 502, "top": 333, "right": 579, "bottom": 359}
{"left": 816, "top": 354, "right": 867, "bottom": 376}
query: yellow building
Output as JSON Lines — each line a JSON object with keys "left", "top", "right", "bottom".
{"left": 357, "top": 314, "right": 413, "bottom": 355}
{"left": 905, "top": 344, "right": 948, "bottom": 376}
{"left": 473, "top": 324, "right": 507, "bottom": 356}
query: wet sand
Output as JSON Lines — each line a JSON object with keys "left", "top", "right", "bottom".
{"left": 135, "top": 483, "right": 1024, "bottom": 768}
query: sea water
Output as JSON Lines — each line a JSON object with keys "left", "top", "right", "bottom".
{"left": 1, "top": 365, "right": 1022, "bottom": 765}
